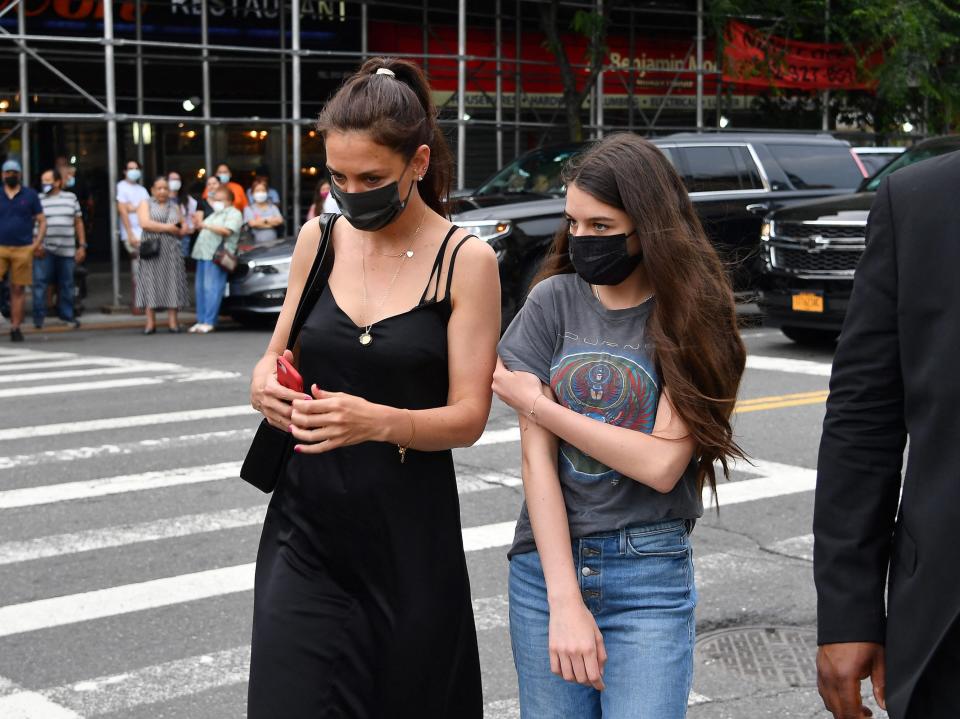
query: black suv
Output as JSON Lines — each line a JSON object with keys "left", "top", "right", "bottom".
{"left": 757, "top": 135, "right": 960, "bottom": 345}
{"left": 452, "top": 132, "right": 867, "bottom": 328}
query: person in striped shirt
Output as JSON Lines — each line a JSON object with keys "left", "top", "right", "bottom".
{"left": 34, "top": 168, "right": 85, "bottom": 329}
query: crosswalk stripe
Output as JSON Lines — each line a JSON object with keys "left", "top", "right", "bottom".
{"left": 0, "top": 691, "right": 81, "bottom": 719}
{"left": 0, "top": 371, "right": 241, "bottom": 399}
{"left": 0, "top": 353, "right": 78, "bottom": 366}
{"left": 0, "top": 405, "right": 256, "bottom": 441}
{"left": 0, "top": 564, "right": 254, "bottom": 638}
{"left": 0, "top": 506, "right": 267, "bottom": 566}
{"left": 0, "top": 377, "right": 166, "bottom": 398}
{"left": 0, "top": 428, "right": 256, "bottom": 470}
{"left": 0, "top": 484, "right": 516, "bottom": 565}
{"left": 745, "top": 355, "right": 832, "bottom": 376}
{"left": 0, "top": 358, "right": 110, "bottom": 372}
{"left": 0, "top": 364, "right": 194, "bottom": 384}
{"left": 0, "top": 462, "right": 242, "bottom": 509}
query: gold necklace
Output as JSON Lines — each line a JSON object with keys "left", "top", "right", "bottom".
{"left": 357, "top": 207, "right": 427, "bottom": 346}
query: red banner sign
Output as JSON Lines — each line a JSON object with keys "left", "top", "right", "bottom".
{"left": 723, "top": 20, "right": 879, "bottom": 90}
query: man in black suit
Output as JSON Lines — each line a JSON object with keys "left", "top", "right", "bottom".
{"left": 814, "top": 149, "right": 960, "bottom": 719}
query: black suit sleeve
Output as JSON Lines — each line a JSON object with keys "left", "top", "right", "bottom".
{"left": 814, "top": 177, "right": 907, "bottom": 645}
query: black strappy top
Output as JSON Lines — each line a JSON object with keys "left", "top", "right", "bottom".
{"left": 263, "top": 223, "right": 484, "bottom": 713}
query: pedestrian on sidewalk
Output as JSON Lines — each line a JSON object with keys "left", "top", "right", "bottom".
{"left": 167, "top": 170, "right": 198, "bottom": 258}
{"left": 814, "top": 152, "right": 960, "bottom": 718}
{"left": 245, "top": 165, "right": 280, "bottom": 206}
{"left": 34, "top": 168, "right": 85, "bottom": 329}
{"left": 0, "top": 159, "right": 46, "bottom": 342}
{"left": 247, "top": 58, "right": 500, "bottom": 718}
{"left": 117, "top": 159, "right": 149, "bottom": 256}
{"left": 133, "top": 176, "right": 189, "bottom": 334}
{"left": 243, "top": 179, "right": 284, "bottom": 244}
{"left": 194, "top": 175, "right": 221, "bottom": 225}
{"left": 493, "top": 134, "right": 746, "bottom": 718}
{"left": 305, "top": 178, "right": 338, "bottom": 220}
{"left": 191, "top": 185, "right": 241, "bottom": 333}
{"left": 203, "top": 163, "right": 247, "bottom": 212}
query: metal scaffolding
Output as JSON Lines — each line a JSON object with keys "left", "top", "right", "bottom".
{"left": 1, "top": 0, "right": 720, "bottom": 307}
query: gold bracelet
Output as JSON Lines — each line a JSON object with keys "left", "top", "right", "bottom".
{"left": 398, "top": 409, "right": 416, "bottom": 464}
{"left": 528, "top": 394, "right": 544, "bottom": 419}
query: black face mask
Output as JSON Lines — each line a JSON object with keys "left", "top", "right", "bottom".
{"left": 568, "top": 231, "right": 641, "bottom": 286}
{"left": 329, "top": 174, "right": 416, "bottom": 232}
{"left": 3, "top": 175, "right": 19, "bottom": 189}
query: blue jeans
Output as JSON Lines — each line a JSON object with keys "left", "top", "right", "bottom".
{"left": 509, "top": 519, "right": 697, "bottom": 719}
{"left": 194, "top": 259, "right": 228, "bottom": 326}
{"left": 32, "top": 253, "right": 76, "bottom": 326}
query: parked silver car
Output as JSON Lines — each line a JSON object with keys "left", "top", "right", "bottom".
{"left": 221, "top": 237, "right": 294, "bottom": 326}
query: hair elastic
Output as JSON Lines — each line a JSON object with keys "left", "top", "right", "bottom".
{"left": 375, "top": 67, "right": 396, "bottom": 77}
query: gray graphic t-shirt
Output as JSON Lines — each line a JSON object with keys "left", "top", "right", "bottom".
{"left": 498, "top": 273, "right": 702, "bottom": 558}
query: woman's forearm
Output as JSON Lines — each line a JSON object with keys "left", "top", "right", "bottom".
{"left": 534, "top": 398, "right": 694, "bottom": 493}
{"left": 520, "top": 412, "right": 581, "bottom": 607}
{"left": 374, "top": 397, "right": 490, "bottom": 451}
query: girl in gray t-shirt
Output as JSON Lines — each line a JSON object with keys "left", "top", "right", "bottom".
{"left": 493, "top": 133, "right": 746, "bottom": 717}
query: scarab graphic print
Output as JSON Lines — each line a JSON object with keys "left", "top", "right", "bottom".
{"left": 550, "top": 351, "right": 659, "bottom": 483}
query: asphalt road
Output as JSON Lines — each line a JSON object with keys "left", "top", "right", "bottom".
{"left": 0, "top": 324, "right": 889, "bottom": 718}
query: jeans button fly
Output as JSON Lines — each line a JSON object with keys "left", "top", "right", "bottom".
{"left": 581, "top": 566, "right": 597, "bottom": 577}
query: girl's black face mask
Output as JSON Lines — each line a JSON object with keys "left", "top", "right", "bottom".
{"left": 567, "top": 231, "right": 641, "bottom": 286}
{"left": 329, "top": 171, "right": 416, "bottom": 232}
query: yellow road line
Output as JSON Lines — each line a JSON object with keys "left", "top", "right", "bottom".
{"left": 735, "top": 390, "right": 829, "bottom": 414}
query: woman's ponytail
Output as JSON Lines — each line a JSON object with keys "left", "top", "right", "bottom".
{"left": 317, "top": 57, "right": 453, "bottom": 217}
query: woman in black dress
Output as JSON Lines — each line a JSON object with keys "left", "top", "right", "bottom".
{"left": 247, "top": 58, "right": 501, "bottom": 718}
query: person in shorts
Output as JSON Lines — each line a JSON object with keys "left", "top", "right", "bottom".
{"left": 0, "top": 159, "right": 46, "bottom": 342}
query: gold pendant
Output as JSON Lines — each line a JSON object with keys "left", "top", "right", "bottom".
{"left": 359, "top": 332, "right": 373, "bottom": 346}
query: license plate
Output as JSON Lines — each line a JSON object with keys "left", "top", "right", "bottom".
{"left": 792, "top": 292, "right": 823, "bottom": 313}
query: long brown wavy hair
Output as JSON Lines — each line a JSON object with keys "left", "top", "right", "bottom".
{"left": 535, "top": 133, "right": 747, "bottom": 499}
{"left": 316, "top": 57, "right": 453, "bottom": 218}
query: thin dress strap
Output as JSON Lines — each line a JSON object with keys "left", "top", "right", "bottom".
{"left": 419, "top": 225, "right": 459, "bottom": 305}
{"left": 441, "top": 234, "right": 476, "bottom": 302}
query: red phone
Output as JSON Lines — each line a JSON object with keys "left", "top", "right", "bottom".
{"left": 276, "top": 356, "right": 304, "bottom": 393}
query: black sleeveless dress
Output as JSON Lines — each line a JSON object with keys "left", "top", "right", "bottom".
{"left": 248, "top": 227, "right": 483, "bottom": 718}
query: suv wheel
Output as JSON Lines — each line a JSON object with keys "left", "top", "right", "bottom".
{"left": 780, "top": 326, "right": 840, "bottom": 346}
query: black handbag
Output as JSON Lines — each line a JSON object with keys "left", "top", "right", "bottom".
{"left": 138, "top": 233, "right": 161, "bottom": 258}
{"left": 240, "top": 213, "right": 338, "bottom": 493}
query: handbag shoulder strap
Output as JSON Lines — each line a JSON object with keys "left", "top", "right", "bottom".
{"left": 286, "top": 213, "right": 338, "bottom": 351}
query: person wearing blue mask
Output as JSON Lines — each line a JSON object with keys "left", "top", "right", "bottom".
{"left": 205, "top": 162, "right": 247, "bottom": 212}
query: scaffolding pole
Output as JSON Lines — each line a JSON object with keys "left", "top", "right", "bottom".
{"left": 104, "top": 0, "right": 120, "bottom": 307}
{"left": 292, "top": 0, "right": 302, "bottom": 227}
{"left": 495, "top": 0, "right": 503, "bottom": 169}
{"left": 457, "top": 0, "right": 466, "bottom": 190}
{"left": 135, "top": 0, "right": 145, "bottom": 170}
{"left": 361, "top": 2, "right": 368, "bottom": 61}
{"left": 596, "top": 0, "right": 603, "bottom": 138}
{"left": 201, "top": 0, "right": 213, "bottom": 175}
{"left": 280, "top": 2, "right": 289, "bottom": 231}
{"left": 17, "top": 0, "right": 28, "bottom": 183}
{"left": 696, "top": 0, "right": 704, "bottom": 132}
{"left": 514, "top": 0, "right": 521, "bottom": 158}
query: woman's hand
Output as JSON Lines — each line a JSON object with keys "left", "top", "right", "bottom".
{"left": 492, "top": 357, "right": 544, "bottom": 417}
{"left": 250, "top": 349, "right": 308, "bottom": 430}
{"left": 289, "top": 384, "right": 383, "bottom": 454}
{"left": 549, "top": 597, "right": 608, "bottom": 691}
